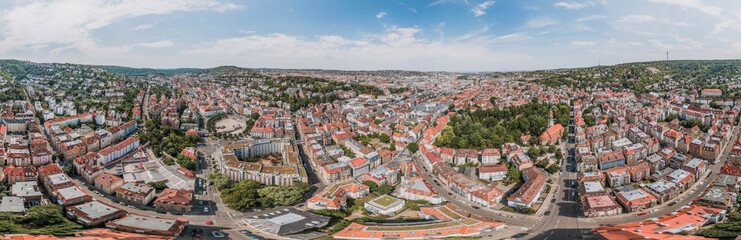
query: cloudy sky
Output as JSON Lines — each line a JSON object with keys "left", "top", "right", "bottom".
{"left": 1, "top": 0, "right": 740, "bottom": 72}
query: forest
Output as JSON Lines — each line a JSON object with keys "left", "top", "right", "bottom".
{"left": 433, "top": 99, "right": 570, "bottom": 149}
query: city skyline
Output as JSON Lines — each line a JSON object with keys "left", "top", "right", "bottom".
{"left": 1, "top": 0, "right": 741, "bottom": 71}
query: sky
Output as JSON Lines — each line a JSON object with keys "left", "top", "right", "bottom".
{"left": 1, "top": 0, "right": 741, "bottom": 72}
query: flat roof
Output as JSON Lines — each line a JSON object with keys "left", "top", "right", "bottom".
{"left": 111, "top": 214, "right": 179, "bottom": 231}
{"left": 70, "top": 200, "right": 122, "bottom": 219}
{"left": 0, "top": 196, "right": 24, "bottom": 213}
{"left": 57, "top": 186, "right": 88, "bottom": 200}
{"left": 243, "top": 207, "right": 330, "bottom": 235}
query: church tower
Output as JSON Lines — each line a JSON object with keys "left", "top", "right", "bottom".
{"left": 548, "top": 108, "right": 554, "bottom": 127}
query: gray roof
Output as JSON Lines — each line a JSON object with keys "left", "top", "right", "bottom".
{"left": 11, "top": 181, "right": 42, "bottom": 198}
{"left": 583, "top": 181, "right": 605, "bottom": 193}
{"left": 119, "top": 182, "right": 154, "bottom": 194}
{"left": 110, "top": 214, "right": 180, "bottom": 231}
{"left": 0, "top": 196, "right": 25, "bottom": 213}
{"left": 47, "top": 173, "right": 72, "bottom": 185}
{"left": 243, "top": 207, "right": 330, "bottom": 235}
{"left": 70, "top": 200, "right": 123, "bottom": 220}
{"left": 700, "top": 186, "right": 732, "bottom": 204}
{"left": 57, "top": 186, "right": 88, "bottom": 200}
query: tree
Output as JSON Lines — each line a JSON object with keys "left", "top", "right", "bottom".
{"left": 147, "top": 182, "right": 167, "bottom": 191}
{"left": 378, "top": 184, "right": 395, "bottom": 195}
{"left": 546, "top": 164, "right": 561, "bottom": 174}
{"left": 507, "top": 167, "right": 521, "bottom": 182}
{"left": 0, "top": 220, "right": 17, "bottom": 232}
{"left": 364, "top": 181, "right": 379, "bottom": 192}
{"left": 24, "top": 204, "right": 65, "bottom": 226}
{"left": 379, "top": 133, "right": 390, "bottom": 143}
{"left": 406, "top": 142, "right": 419, "bottom": 153}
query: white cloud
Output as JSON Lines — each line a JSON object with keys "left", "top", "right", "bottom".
{"left": 554, "top": 1, "right": 594, "bottom": 9}
{"left": 526, "top": 17, "right": 558, "bottom": 28}
{"left": 577, "top": 15, "right": 607, "bottom": 22}
{"left": 572, "top": 41, "right": 597, "bottom": 46}
{"left": 183, "top": 26, "right": 532, "bottom": 71}
{"left": 647, "top": 0, "right": 722, "bottom": 16}
{"left": 0, "top": 0, "right": 243, "bottom": 56}
{"left": 136, "top": 40, "right": 174, "bottom": 48}
{"left": 376, "top": 12, "right": 387, "bottom": 19}
{"left": 472, "top": 1, "right": 495, "bottom": 17}
{"left": 618, "top": 15, "right": 656, "bottom": 23}
{"left": 131, "top": 24, "right": 153, "bottom": 31}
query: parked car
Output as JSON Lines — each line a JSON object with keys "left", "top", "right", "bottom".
{"left": 206, "top": 221, "right": 213, "bottom": 225}
{"left": 204, "top": 207, "right": 209, "bottom": 212}
{"left": 544, "top": 211, "right": 551, "bottom": 216}
{"left": 212, "top": 231, "right": 225, "bottom": 238}
{"left": 638, "top": 212, "right": 647, "bottom": 216}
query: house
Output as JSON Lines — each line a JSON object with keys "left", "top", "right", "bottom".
{"left": 115, "top": 182, "right": 155, "bottom": 206}
{"left": 582, "top": 195, "right": 622, "bottom": 217}
{"left": 11, "top": 181, "right": 42, "bottom": 202}
{"left": 364, "top": 195, "right": 405, "bottom": 215}
{"left": 94, "top": 173, "right": 124, "bottom": 195}
{"left": 4, "top": 166, "right": 37, "bottom": 184}
{"left": 54, "top": 186, "right": 93, "bottom": 206}
{"left": 478, "top": 164, "right": 507, "bottom": 181}
{"left": 307, "top": 180, "right": 369, "bottom": 210}
{"left": 507, "top": 167, "right": 546, "bottom": 209}
{"left": 105, "top": 214, "right": 186, "bottom": 236}
{"left": 644, "top": 179, "right": 679, "bottom": 203}
{"left": 683, "top": 158, "right": 707, "bottom": 177}
{"left": 626, "top": 161, "right": 651, "bottom": 182}
{"left": 153, "top": 188, "right": 193, "bottom": 212}
{"left": 604, "top": 166, "right": 631, "bottom": 187}
{"left": 598, "top": 151, "right": 625, "bottom": 170}
{"left": 44, "top": 173, "right": 74, "bottom": 192}
{"left": 66, "top": 200, "right": 126, "bottom": 226}
{"left": 480, "top": 148, "right": 501, "bottom": 164}
{"left": 0, "top": 196, "right": 25, "bottom": 214}
{"left": 615, "top": 188, "right": 657, "bottom": 213}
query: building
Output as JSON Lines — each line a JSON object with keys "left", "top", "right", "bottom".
{"left": 478, "top": 164, "right": 507, "bottom": 181}
{"left": 94, "top": 173, "right": 124, "bottom": 195}
{"left": 66, "top": 200, "right": 126, "bottom": 226}
{"left": 220, "top": 138, "right": 308, "bottom": 186}
{"left": 115, "top": 182, "right": 155, "bottom": 206}
{"left": 364, "top": 195, "right": 405, "bottom": 215}
{"left": 507, "top": 168, "right": 546, "bottom": 209}
{"left": 604, "top": 166, "right": 631, "bottom": 187}
{"left": 307, "top": 180, "right": 369, "bottom": 210}
{"left": 593, "top": 204, "right": 724, "bottom": 239}
{"left": 598, "top": 151, "right": 625, "bottom": 170}
{"left": 644, "top": 179, "right": 679, "bottom": 203}
{"left": 154, "top": 188, "right": 193, "bottom": 212}
{"left": 54, "top": 186, "right": 93, "bottom": 206}
{"left": 97, "top": 137, "right": 140, "bottom": 165}
{"left": 615, "top": 188, "right": 657, "bottom": 213}
{"left": 4, "top": 165, "right": 37, "bottom": 184}
{"left": 333, "top": 203, "right": 505, "bottom": 240}
{"left": 0, "top": 196, "right": 24, "bottom": 214}
{"left": 695, "top": 186, "right": 736, "bottom": 210}
{"left": 582, "top": 195, "right": 622, "bottom": 217}
{"left": 480, "top": 148, "right": 501, "bottom": 164}
{"left": 242, "top": 207, "right": 330, "bottom": 236}
{"left": 105, "top": 214, "right": 187, "bottom": 236}
{"left": 701, "top": 89, "right": 722, "bottom": 97}
{"left": 683, "top": 158, "right": 707, "bottom": 177}
{"left": 539, "top": 124, "right": 564, "bottom": 145}
{"left": 11, "top": 181, "right": 42, "bottom": 202}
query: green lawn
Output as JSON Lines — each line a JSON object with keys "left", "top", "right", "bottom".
{"left": 372, "top": 195, "right": 400, "bottom": 207}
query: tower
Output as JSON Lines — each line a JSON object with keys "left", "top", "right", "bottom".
{"left": 666, "top": 50, "right": 669, "bottom": 61}
{"left": 548, "top": 109, "right": 554, "bottom": 127}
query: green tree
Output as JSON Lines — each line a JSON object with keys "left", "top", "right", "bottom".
{"left": 364, "top": 181, "right": 379, "bottom": 192}
{"left": 24, "top": 204, "right": 65, "bottom": 226}
{"left": 406, "top": 142, "right": 419, "bottom": 153}
{"left": 507, "top": 167, "right": 521, "bottom": 182}
{"left": 378, "top": 184, "right": 395, "bottom": 195}
{"left": 147, "top": 182, "right": 167, "bottom": 191}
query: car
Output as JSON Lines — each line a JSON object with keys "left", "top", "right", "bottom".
{"left": 206, "top": 221, "right": 213, "bottom": 225}
{"left": 472, "top": 206, "right": 480, "bottom": 209}
{"left": 544, "top": 211, "right": 551, "bottom": 216}
{"left": 194, "top": 228, "right": 204, "bottom": 233}
{"left": 212, "top": 231, "right": 225, "bottom": 238}
{"left": 711, "top": 162, "right": 716, "bottom": 165}
{"left": 204, "top": 207, "right": 209, "bottom": 212}
{"left": 551, "top": 199, "right": 556, "bottom": 203}
{"left": 512, "top": 233, "right": 528, "bottom": 238}
{"left": 156, "top": 210, "right": 166, "bottom": 214}
{"left": 638, "top": 212, "right": 647, "bottom": 216}
{"left": 193, "top": 233, "right": 203, "bottom": 238}
{"left": 238, "top": 230, "right": 251, "bottom": 234}
{"left": 246, "top": 234, "right": 261, "bottom": 239}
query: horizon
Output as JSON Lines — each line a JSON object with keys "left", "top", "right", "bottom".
{"left": 2, "top": 0, "right": 741, "bottom": 72}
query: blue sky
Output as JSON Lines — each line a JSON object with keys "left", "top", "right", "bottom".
{"left": 1, "top": 0, "right": 740, "bottom": 72}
